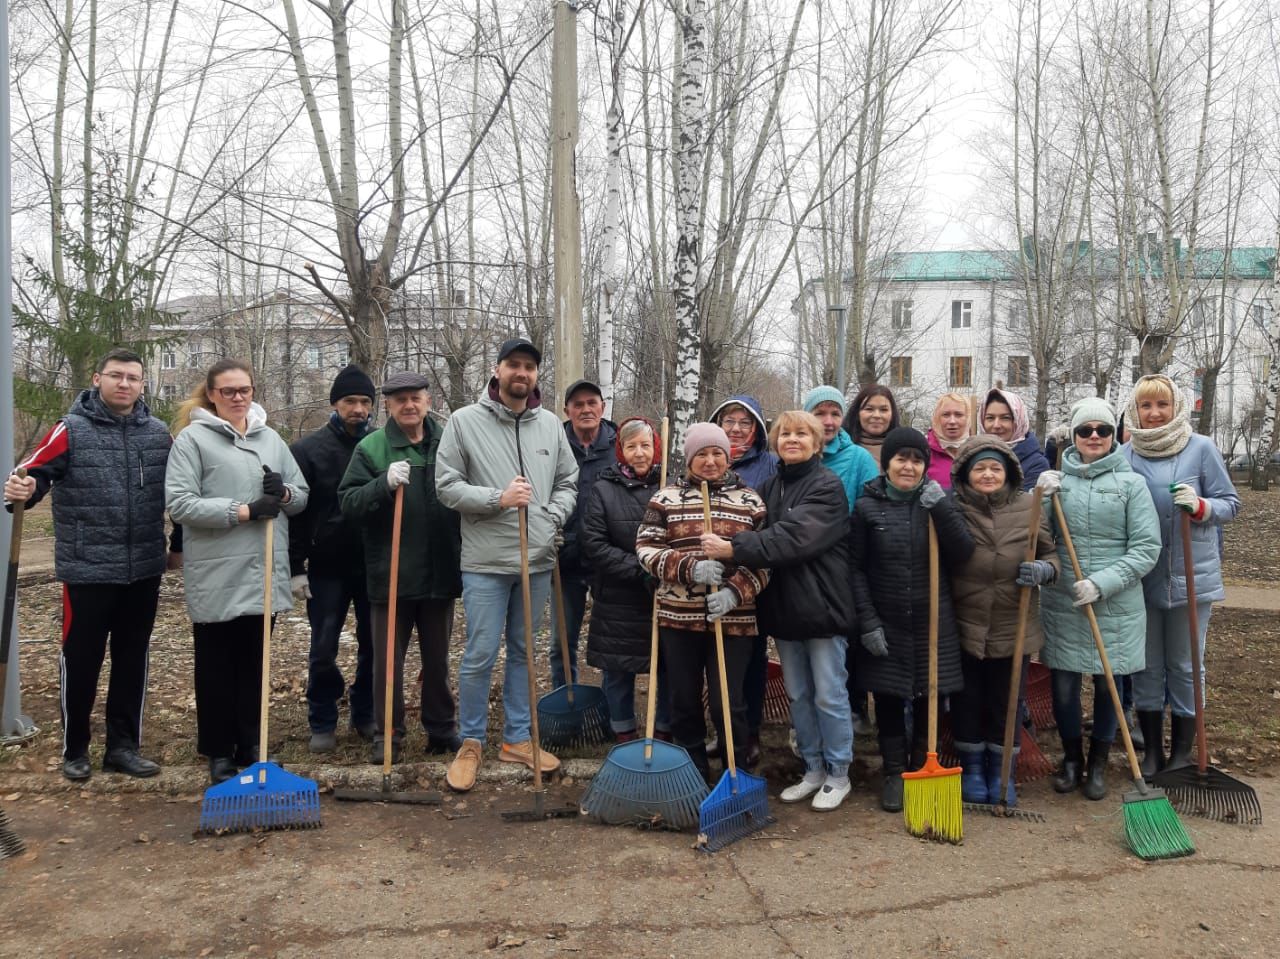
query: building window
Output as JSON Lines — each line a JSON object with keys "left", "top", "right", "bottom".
{"left": 891, "top": 299, "right": 913, "bottom": 330}
{"left": 889, "top": 355, "right": 912, "bottom": 387}
{"left": 1008, "top": 304, "right": 1024, "bottom": 328}
{"left": 306, "top": 345, "right": 322, "bottom": 370}
{"left": 951, "top": 300, "right": 972, "bottom": 329}
{"left": 160, "top": 351, "right": 176, "bottom": 370}
{"left": 1251, "top": 302, "right": 1266, "bottom": 327}
{"left": 1007, "top": 355, "right": 1030, "bottom": 388}
{"left": 949, "top": 356, "right": 972, "bottom": 388}
{"left": 161, "top": 384, "right": 178, "bottom": 400}
{"left": 1067, "top": 354, "right": 1093, "bottom": 385}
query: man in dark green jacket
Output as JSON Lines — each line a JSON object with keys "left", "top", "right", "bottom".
{"left": 338, "top": 371, "right": 462, "bottom": 763}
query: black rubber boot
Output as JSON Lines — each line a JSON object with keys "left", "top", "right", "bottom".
{"left": 1137, "top": 710, "right": 1166, "bottom": 779}
{"left": 686, "top": 745, "right": 714, "bottom": 787}
{"left": 1165, "top": 714, "right": 1197, "bottom": 770}
{"left": 1082, "top": 738, "right": 1110, "bottom": 801}
{"left": 1052, "top": 737, "right": 1085, "bottom": 794}
{"left": 879, "top": 735, "right": 907, "bottom": 812}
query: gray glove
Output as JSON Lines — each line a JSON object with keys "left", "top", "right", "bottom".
{"left": 919, "top": 479, "right": 945, "bottom": 509}
{"left": 692, "top": 560, "right": 725, "bottom": 586}
{"left": 706, "top": 588, "right": 738, "bottom": 622}
{"left": 860, "top": 627, "right": 888, "bottom": 657}
{"left": 1016, "top": 560, "right": 1056, "bottom": 587}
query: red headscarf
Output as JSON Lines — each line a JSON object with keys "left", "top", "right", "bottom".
{"left": 614, "top": 416, "right": 664, "bottom": 479}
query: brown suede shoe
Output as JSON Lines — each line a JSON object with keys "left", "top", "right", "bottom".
{"left": 498, "top": 740, "right": 560, "bottom": 774}
{"left": 446, "top": 738, "right": 483, "bottom": 792}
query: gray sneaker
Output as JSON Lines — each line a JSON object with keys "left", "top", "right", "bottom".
{"left": 308, "top": 731, "right": 338, "bottom": 754}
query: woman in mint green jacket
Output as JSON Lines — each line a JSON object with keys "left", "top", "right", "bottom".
{"left": 1035, "top": 396, "right": 1159, "bottom": 802}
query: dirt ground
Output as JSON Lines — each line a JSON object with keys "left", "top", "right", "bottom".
{"left": 1, "top": 490, "right": 1279, "bottom": 956}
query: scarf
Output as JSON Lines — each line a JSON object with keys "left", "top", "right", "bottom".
{"left": 981, "top": 388, "right": 1030, "bottom": 445}
{"left": 1126, "top": 374, "right": 1193, "bottom": 459}
{"left": 884, "top": 475, "right": 924, "bottom": 502}
{"left": 859, "top": 434, "right": 885, "bottom": 467}
{"left": 729, "top": 423, "right": 756, "bottom": 463}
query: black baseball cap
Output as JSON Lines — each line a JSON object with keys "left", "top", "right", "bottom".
{"left": 563, "top": 379, "right": 602, "bottom": 405}
{"left": 497, "top": 337, "right": 542, "bottom": 366}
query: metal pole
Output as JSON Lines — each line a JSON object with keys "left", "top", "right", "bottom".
{"left": 830, "top": 303, "right": 848, "bottom": 395}
{"left": 1, "top": 0, "right": 35, "bottom": 741}
{"left": 551, "top": 0, "right": 583, "bottom": 407}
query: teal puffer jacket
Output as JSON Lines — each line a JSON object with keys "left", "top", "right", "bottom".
{"left": 1040, "top": 446, "right": 1160, "bottom": 676}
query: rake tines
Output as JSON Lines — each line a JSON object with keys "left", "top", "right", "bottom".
{"left": 537, "top": 684, "right": 613, "bottom": 749}
{"left": 1156, "top": 768, "right": 1262, "bottom": 826}
{"left": 1024, "top": 662, "right": 1056, "bottom": 731}
{"left": 0, "top": 805, "right": 24, "bottom": 859}
{"left": 198, "top": 763, "right": 322, "bottom": 835}
{"left": 697, "top": 770, "right": 773, "bottom": 852}
{"left": 579, "top": 740, "right": 710, "bottom": 831}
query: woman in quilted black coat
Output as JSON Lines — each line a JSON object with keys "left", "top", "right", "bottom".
{"left": 849, "top": 427, "right": 974, "bottom": 812}
{"left": 581, "top": 417, "right": 670, "bottom": 741}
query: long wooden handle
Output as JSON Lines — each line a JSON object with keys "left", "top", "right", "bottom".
{"left": 518, "top": 507, "right": 543, "bottom": 792}
{"left": 0, "top": 468, "right": 28, "bottom": 711}
{"left": 551, "top": 564, "right": 575, "bottom": 705}
{"left": 701, "top": 480, "right": 737, "bottom": 780}
{"left": 999, "top": 489, "right": 1044, "bottom": 801}
{"left": 643, "top": 417, "right": 670, "bottom": 761}
{"left": 1181, "top": 511, "right": 1208, "bottom": 774}
{"left": 259, "top": 518, "right": 274, "bottom": 779}
{"left": 926, "top": 516, "right": 939, "bottom": 753}
{"left": 1051, "top": 496, "right": 1144, "bottom": 784}
{"left": 383, "top": 484, "right": 404, "bottom": 775}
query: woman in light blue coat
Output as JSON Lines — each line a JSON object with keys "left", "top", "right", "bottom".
{"left": 1122, "top": 374, "right": 1239, "bottom": 777}
{"left": 1035, "top": 396, "right": 1160, "bottom": 801}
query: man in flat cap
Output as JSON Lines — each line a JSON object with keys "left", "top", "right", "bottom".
{"left": 435, "top": 338, "right": 578, "bottom": 791}
{"left": 339, "top": 370, "right": 462, "bottom": 763}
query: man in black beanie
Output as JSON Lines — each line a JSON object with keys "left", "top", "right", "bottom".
{"left": 289, "top": 363, "right": 378, "bottom": 752}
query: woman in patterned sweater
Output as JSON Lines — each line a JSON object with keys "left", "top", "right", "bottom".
{"left": 636, "top": 423, "right": 770, "bottom": 782}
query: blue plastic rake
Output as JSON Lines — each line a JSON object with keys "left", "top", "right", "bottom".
{"left": 198, "top": 518, "right": 321, "bottom": 835}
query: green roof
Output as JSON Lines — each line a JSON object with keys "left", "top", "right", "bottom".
{"left": 867, "top": 247, "right": 1275, "bottom": 283}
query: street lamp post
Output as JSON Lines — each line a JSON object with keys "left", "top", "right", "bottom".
{"left": 829, "top": 302, "right": 848, "bottom": 395}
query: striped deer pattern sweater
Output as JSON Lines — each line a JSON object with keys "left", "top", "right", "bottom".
{"left": 635, "top": 472, "right": 770, "bottom": 636}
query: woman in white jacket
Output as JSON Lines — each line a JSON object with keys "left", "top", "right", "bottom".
{"left": 166, "top": 359, "right": 308, "bottom": 785}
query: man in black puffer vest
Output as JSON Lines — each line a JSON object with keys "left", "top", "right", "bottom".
{"left": 289, "top": 365, "right": 378, "bottom": 753}
{"left": 4, "top": 348, "right": 175, "bottom": 782}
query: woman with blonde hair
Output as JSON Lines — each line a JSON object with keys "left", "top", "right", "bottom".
{"left": 166, "top": 359, "right": 309, "bottom": 784}
{"left": 926, "top": 392, "right": 972, "bottom": 488}
{"left": 1121, "top": 374, "right": 1239, "bottom": 776}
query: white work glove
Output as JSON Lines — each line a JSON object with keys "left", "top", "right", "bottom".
{"left": 386, "top": 460, "right": 411, "bottom": 490}
{"left": 919, "top": 479, "right": 946, "bottom": 509}
{"left": 1048, "top": 424, "right": 1071, "bottom": 446}
{"left": 706, "top": 588, "right": 738, "bottom": 622}
{"left": 290, "top": 574, "right": 312, "bottom": 601}
{"left": 692, "top": 560, "right": 725, "bottom": 586}
{"left": 1171, "top": 483, "right": 1203, "bottom": 517}
{"left": 1035, "top": 470, "right": 1063, "bottom": 496}
{"left": 1071, "top": 578, "right": 1101, "bottom": 607}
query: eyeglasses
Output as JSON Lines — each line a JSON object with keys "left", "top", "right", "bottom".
{"left": 721, "top": 418, "right": 754, "bottom": 431}
{"left": 215, "top": 386, "right": 254, "bottom": 400}
{"left": 1074, "top": 423, "right": 1114, "bottom": 439}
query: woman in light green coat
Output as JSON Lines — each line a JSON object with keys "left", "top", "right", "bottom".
{"left": 1034, "top": 396, "right": 1159, "bottom": 802}
{"left": 166, "top": 359, "right": 308, "bottom": 785}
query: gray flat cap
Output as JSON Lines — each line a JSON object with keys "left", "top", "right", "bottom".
{"left": 381, "top": 371, "right": 431, "bottom": 395}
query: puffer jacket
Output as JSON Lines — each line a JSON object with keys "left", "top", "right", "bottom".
{"left": 819, "top": 428, "right": 879, "bottom": 512}
{"left": 1012, "top": 433, "right": 1051, "bottom": 491}
{"left": 709, "top": 395, "right": 777, "bottom": 491}
{"left": 729, "top": 455, "right": 853, "bottom": 642}
{"left": 582, "top": 463, "right": 661, "bottom": 674}
{"left": 1122, "top": 433, "right": 1239, "bottom": 609}
{"left": 848, "top": 477, "right": 975, "bottom": 698}
{"left": 926, "top": 429, "right": 961, "bottom": 489}
{"left": 434, "top": 380, "right": 578, "bottom": 574}
{"left": 165, "top": 405, "right": 309, "bottom": 623}
{"left": 949, "top": 437, "right": 1058, "bottom": 660}
{"left": 288, "top": 412, "right": 371, "bottom": 578}
{"left": 560, "top": 418, "right": 618, "bottom": 575}
{"left": 1040, "top": 445, "right": 1160, "bottom": 675}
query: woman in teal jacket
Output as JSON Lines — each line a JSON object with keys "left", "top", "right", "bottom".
{"left": 1035, "top": 396, "right": 1159, "bottom": 801}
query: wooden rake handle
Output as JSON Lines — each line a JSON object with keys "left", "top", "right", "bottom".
{"left": 551, "top": 564, "right": 575, "bottom": 705}
{"left": 383, "top": 484, "right": 404, "bottom": 776}
{"left": 259, "top": 518, "right": 274, "bottom": 781}
{"left": 518, "top": 506, "right": 544, "bottom": 792}
{"left": 643, "top": 417, "right": 670, "bottom": 762}
{"left": 999, "top": 488, "right": 1044, "bottom": 802}
{"left": 926, "top": 515, "right": 939, "bottom": 754}
{"left": 1180, "top": 511, "right": 1209, "bottom": 775}
{"left": 0, "top": 468, "right": 28, "bottom": 708}
{"left": 701, "top": 481, "right": 737, "bottom": 780}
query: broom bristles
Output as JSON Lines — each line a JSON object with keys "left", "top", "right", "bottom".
{"left": 902, "top": 754, "right": 963, "bottom": 844}
{"left": 1123, "top": 792, "right": 1195, "bottom": 860}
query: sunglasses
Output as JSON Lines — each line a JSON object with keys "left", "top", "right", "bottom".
{"left": 1074, "top": 423, "right": 1114, "bottom": 439}
{"left": 214, "top": 386, "right": 254, "bottom": 400}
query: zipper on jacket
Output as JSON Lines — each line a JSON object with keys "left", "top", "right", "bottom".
{"left": 123, "top": 422, "right": 134, "bottom": 581}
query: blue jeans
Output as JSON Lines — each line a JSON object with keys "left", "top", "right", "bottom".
{"left": 305, "top": 573, "right": 374, "bottom": 734}
{"left": 549, "top": 567, "right": 589, "bottom": 688}
{"left": 457, "top": 571, "right": 551, "bottom": 745}
{"left": 1135, "top": 605, "right": 1212, "bottom": 717}
{"left": 1050, "top": 668, "right": 1119, "bottom": 743}
{"left": 775, "top": 636, "right": 853, "bottom": 777}
{"left": 602, "top": 668, "right": 672, "bottom": 734}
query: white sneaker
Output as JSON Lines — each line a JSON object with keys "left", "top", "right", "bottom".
{"left": 780, "top": 771, "right": 825, "bottom": 803}
{"left": 811, "top": 776, "right": 852, "bottom": 812}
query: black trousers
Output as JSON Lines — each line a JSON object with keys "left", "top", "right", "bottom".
{"left": 660, "top": 627, "right": 751, "bottom": 763}
{"left": 952, "top": 652, "right": 1025, "bottom": 745}
{"left": 59, "top": 577, "right": 162, "bottom": 760}
{"left": 193, "top": 616, "right": 272, "bottom": 765}
{"left": 873, "top": 693, "right": 926, "bottom": 743}
{"left": 370, "top": 597, "right": 457, "bottom": 741}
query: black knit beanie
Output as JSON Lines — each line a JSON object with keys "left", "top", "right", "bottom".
{"left": 330, "top": 364, "right": 376, "bottom": 404}
{"left": 880, "top": 427, "right": 931, "bottom": 470}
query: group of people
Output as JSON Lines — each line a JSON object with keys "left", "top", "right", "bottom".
{"left": 5, "top": 344, "right": 1239, "bottom": 821}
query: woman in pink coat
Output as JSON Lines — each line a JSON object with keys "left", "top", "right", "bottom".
{"left": 926, "top": 392, "right": 972, "bottom": 488}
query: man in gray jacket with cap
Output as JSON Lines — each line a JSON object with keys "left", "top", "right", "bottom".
{"left": 435, "top": 338, "right": 578, "bottom": 792}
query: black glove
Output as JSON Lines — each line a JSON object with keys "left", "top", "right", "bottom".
{"left": 261, "top": 465, "right": 285, "bottom": 499}
{"left": 247, "top": 495, "right": 282, "bottom": 520}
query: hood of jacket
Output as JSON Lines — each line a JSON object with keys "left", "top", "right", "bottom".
{"left": 190, "top": 402, "right": 269, "bottom": 438}
{"left": 951, "top": 434, "right": 1023, "bottom": 509}
{"left": 69, "top": 388, "right": 156, "bottom": 427}
{"left": 484, "top": 377, "right": 543, "bottom": 413}
{"left": 710, "top": 395, "right": 769, "bottom": 457}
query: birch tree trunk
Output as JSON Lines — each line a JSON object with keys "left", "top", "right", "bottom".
{"left": 596, "top": 0, "right": 626, "bottom": 418}
{"left": 1251, "top": 214, "right": 1280, "bottom": 491}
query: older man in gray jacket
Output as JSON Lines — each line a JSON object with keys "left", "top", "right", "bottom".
{"left": 435, "top": 338, "right": 578, "bottom": 792}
